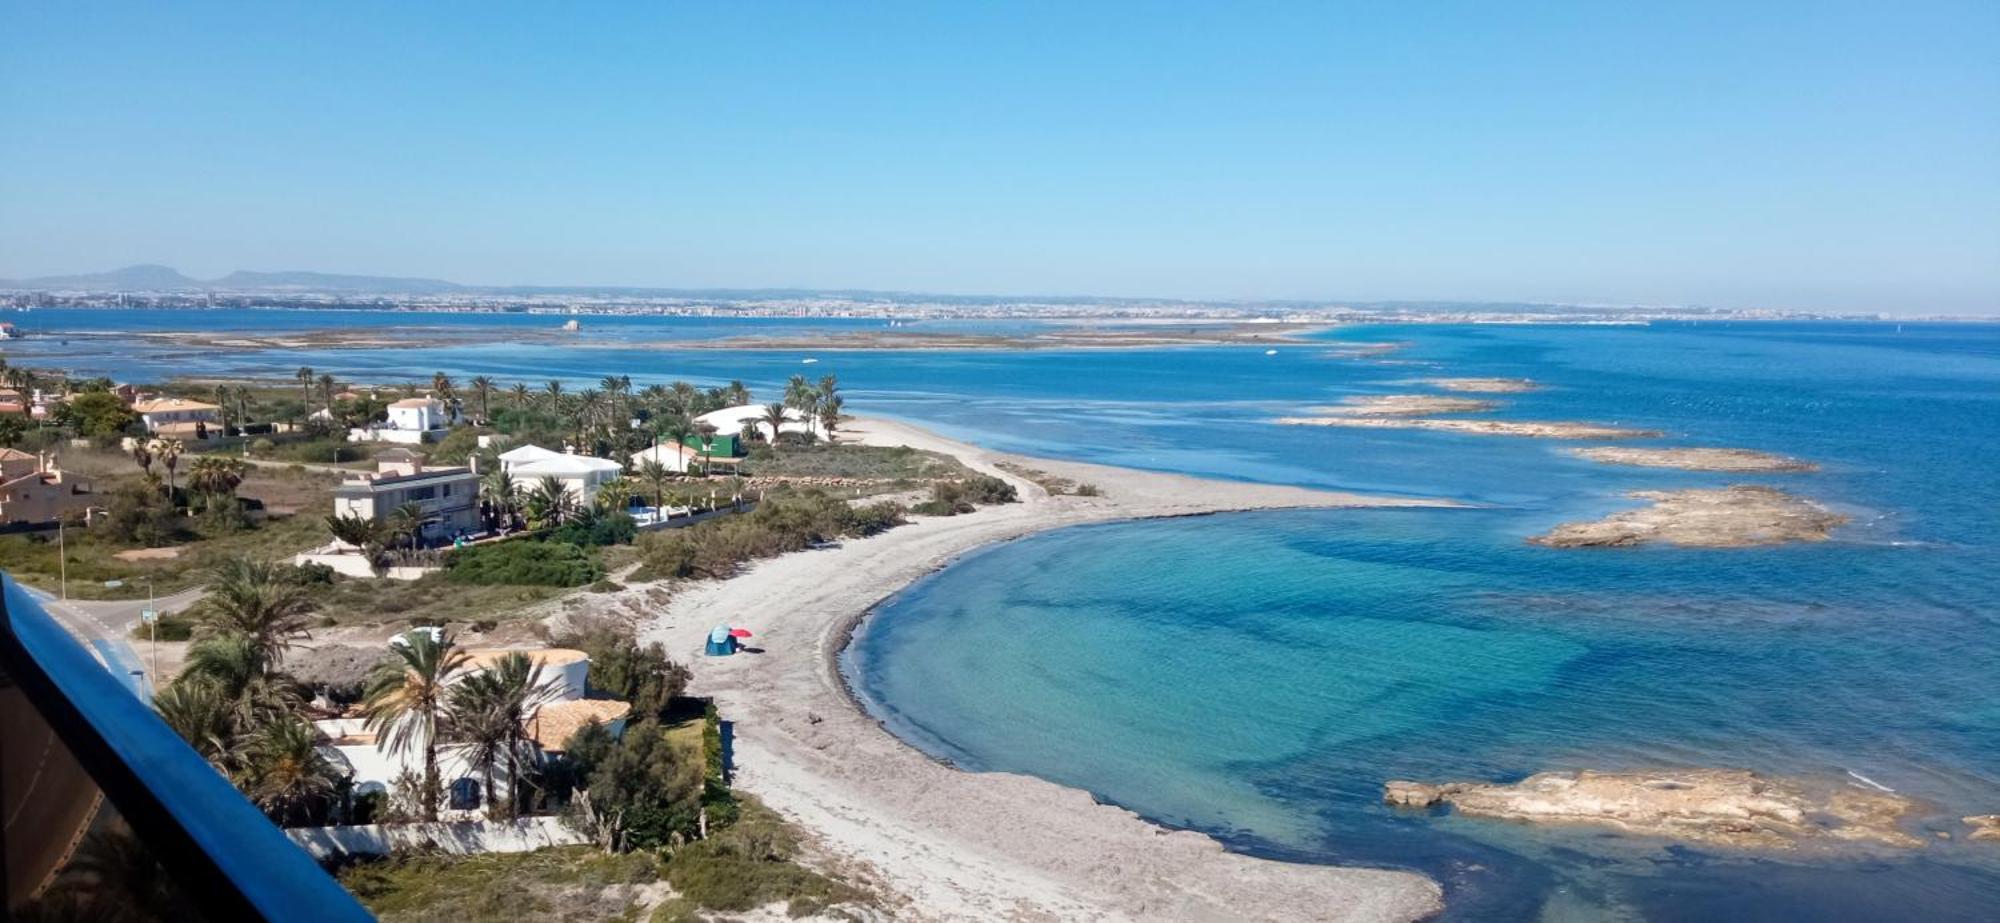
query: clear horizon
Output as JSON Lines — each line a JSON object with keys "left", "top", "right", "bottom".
{"left": 3, "top": 2, "right": 1996, "bottom": 315}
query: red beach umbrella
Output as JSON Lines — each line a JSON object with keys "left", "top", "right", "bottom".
{"left": 729, "top": 628, "right": 754, "bottom": 638}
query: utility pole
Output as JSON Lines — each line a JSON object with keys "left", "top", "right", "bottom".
{"left": 57, "top": 518, "right": 67, "bottom": 600}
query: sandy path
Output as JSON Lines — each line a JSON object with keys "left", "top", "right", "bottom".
{"left": 627, "top": 417, "right": 1451, "bottom": 921}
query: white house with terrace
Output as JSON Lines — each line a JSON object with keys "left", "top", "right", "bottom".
{"left": 695, "top": 403, "right": 815, "bottom": 442}
{"left": 348, "top": 396, "right": 458, "bottom": 445}
{"left": 497, "top": 444, "right": 624, "bottom": 508}
{"left": 314, "top": 645, "right": 631, "bottom": 818}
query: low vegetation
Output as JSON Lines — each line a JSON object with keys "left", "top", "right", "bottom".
{"left": 994, "top": 461, "right": 1102, "bottom": 496}
{"left": 630, "top": 491, "right": 906, "bottom": 582}
{"left": 742, "top": 441, "right": 971, "bottom": 481}
{"left": 912, "top": 474, "right": 1019, "bottom": 516}
{"left": 446, "top": 539, "right": 606, "bottom": 587}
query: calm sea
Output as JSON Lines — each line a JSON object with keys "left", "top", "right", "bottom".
{"left": 12, "top": 309, "right": 1999, "bottom": 918}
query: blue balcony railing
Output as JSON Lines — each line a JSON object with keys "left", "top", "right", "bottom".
{"left": 0, "top": 576, "right": 371, "bottom": 921}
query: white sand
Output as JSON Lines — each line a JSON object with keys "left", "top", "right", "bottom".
{"left": 622, "top": 417, "right": 1449, "bottom": 921}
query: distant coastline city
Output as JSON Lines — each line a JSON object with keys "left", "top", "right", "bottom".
{"left": 0, "top": 263, "right": 1895, "bottom": 323}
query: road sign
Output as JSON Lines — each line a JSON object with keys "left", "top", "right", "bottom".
{"left": 141, "top": 608, "right": 158, "bottom": 624}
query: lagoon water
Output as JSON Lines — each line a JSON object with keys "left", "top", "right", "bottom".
{"left": 13, "top": 310, "right": 2000, "bottom": 917}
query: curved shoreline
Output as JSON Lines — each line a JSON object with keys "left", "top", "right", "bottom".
{"left": 619, "top": 417, "right": 1453, "bottom": 921}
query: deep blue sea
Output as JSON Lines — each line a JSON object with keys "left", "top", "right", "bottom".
{"left": 11, "top": 309, "right": 1999, "bottom": 918}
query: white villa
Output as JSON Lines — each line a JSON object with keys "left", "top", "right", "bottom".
{"left": 316, "top": 646, "right": 631, "bottom": 818}
{"left": 349, "top": 397, "right": 457, "bottom": 445}
{"left": 498, "top": 444, "right": 624, "bottom": 507}
{"left": 696, "top": 403, "right": 814, "bottom": 442}
{"left": 131, "top": 397, "right": 222, "bottom": 437}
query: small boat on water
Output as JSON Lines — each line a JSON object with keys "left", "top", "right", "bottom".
{"left": 561, "top": 318, "right": 580, "bottom": 332}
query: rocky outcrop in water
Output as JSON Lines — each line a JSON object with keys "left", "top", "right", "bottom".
{"left": 1531, "top": 486, "right": 1846, "bottom": 548}
{"left": 1423, "top": 377, "right": 1539, "bottom": 393}
{"left": 1274, "top": 417, "right": 1661, "bottom": 440}
{"left": 1307, "top": 395, "right": 1500, "bottom": 416}
{"left": 1570, "top": 446, "right": 1818, "bottom": 473}
{"left": 1965, "top": 815, "right": 2000, "bottom": 842}
{"left": 1384, "top": 769, "right": 1923, "bottom": 850}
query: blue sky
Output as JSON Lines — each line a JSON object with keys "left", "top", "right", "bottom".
{"left": 3, "top": 2, "right": 1995, "bottom": 313}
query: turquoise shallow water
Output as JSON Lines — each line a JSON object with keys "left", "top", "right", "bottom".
{"left": 11, "top": 311, "right": 2000, "bottom": 917}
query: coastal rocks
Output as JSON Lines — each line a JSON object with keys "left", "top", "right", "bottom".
{"left": 1308, "top": 395, "right": 1500, "bottom": 416}
{"left": 1570, "top": 446, "right": 1818, "bottom": 473}
{"left": 1383, "top": 769, "right": 1924, "bottom": 850}
{"left": 1275, "top": 417, "right": 1663, "bottom": 440}
{"left": 1531, "top": 486, "right": 1847, "bottom": 548}
{"left": 1966, "top": 815, "right": 2000, "bottom": 842}
{"left": 1423, "top": 377, "right": 1540, "bottom": 393}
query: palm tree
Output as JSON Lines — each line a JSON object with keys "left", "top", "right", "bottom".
{"left": 575, "top": 389, "right": 603, "bottom": 448}
{"left": 432, "top": 371, "right": 455, "bottom": 398}
{"left": 638, "top": 458, "right": 673, "bottom": 510}
{"left": 154, "top": 677, "right": 238, "bottom": 768}
{"left": 130, "top": 440, "right": 154, "bottom": 478}
{"left": 480, "top": 468, "right": 518, "bottom": 530}
{"left": 387, "top": 501, "right": 427, "bottom": 555}
{"left": 819, "top": 393, "right": 844, "bottom": 441}
{"left": 542, "top": 379, "right": 565, "bottom": 412}
{"left": 525, "top": 475, "right": 576, "bottom": 528}
{"left": 186, "top": 455, "right": 247, "bottom": 510}
{"left": 363, "top": 629, "right": 469, "bottom": 822}
{"left": 469, "top": 376, "right": 496, "bottom": 423}
{"left": 318, "top": 373, "right": 336, "bottom": 412}
{"left": 239, "top": 715, "right": 342, "bottom": 826}
{"left": 151, "top": 438, "right": 185, "bottom": 500}
{"left": 509, "top": 381, "right": 532, "bottom": 410}
{"left": 694, "top": 421, "right": 719, "bottom": 475}
{"left": 212, "top": 384, "right": 232, "bottom": 434}
{"left": 445, "top": 673, "right": 510, "bottom": 819}
{"left": 761, "top": 402, "right": 790, "bottom": 446}
{"left": 191, "top": 558, "right": 316, "bottom": 665}
{"left": 726, "top": 380, "right": 751, "bottom": 406}
{"left": 593, "top": 476, "right": 635, "bottom": 515}
{"left": 295, "top": 366, "right": 314, "bottom": 410}
{"left": 486, "top": 653, "right": 556, "bottom": 817}
{"left": 599, "top": 375, "right": 627, "bottom": 428}
{"left": 325, "top": 512, "right": 381, "bottom": 551}
{"left": 233, "top": 385, "right": 254, "bottom": 428}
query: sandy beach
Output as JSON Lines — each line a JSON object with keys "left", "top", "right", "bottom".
{"left": 612, "top": 417, "right": 1451, "bottom": 921}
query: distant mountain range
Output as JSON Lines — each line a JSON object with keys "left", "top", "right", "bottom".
{"left": 0, "top": 264, "right": 465, "bottom": 294}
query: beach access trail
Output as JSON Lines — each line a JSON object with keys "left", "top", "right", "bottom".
{"left": 629, "top": 417, "right": 1453, "bottom": 921}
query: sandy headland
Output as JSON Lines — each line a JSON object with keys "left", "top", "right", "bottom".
{"left": 1532, "top": 486, "right": 1847, "bottom": 548}
{"left": 1278, "top": 416, "right": 1663, "bottom": 440}
{"left": 599, "top": 417, "right": 1451, "bottom": 921}
{"left": 1571, "top": 446, "right": 1818, "bottom": 473}
{"left": 1385, "top": 769, "right": 1922, "bottom": 851}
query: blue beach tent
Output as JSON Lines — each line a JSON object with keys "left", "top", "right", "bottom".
{"left": 706, "top": 624, "right": 738, "bottom": 656}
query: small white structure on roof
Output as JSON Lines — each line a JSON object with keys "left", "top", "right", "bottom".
{"left": 696, "top": 403, "right": 814, "bottom": 441}
{"left": 498, "top": 444, "right": 624, "bottom": 507}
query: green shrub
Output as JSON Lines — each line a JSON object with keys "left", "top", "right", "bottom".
{"left": 659, "top": 796, "right": 865, "bottom": 916}
{"left": 444, "top": 539, "right": 602, "bottom": 587}
{"left": 633, "top": 491, "right": 893, "bottom": 582}
{"left": 913, "top": 476, "right": 1018, "bottom": 517}
{"left": 549, "top": 511, "right": 637, "bottom": 547}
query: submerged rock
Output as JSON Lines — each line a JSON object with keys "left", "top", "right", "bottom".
{"left": 1273, "top": 417, "right": 1661, "bottom": 440}
{"left": 1423, "top": 377, "right": 1539, "bottom": 393}
{"left": 1307, "top": 395, "right": 1500, "bottom": 417}
{"left": 1383, "top": 769, "right": 1923, "bottom": 850}
{"left": 1530, "top": 486, "right": 1847, "bottom": 548}
{"left": 1966, "top": 815, "right": 2000, "bottom": 842}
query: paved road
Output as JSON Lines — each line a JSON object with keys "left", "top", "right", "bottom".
{"left": 27, "top": 587, "right": 205, "bottom": 702}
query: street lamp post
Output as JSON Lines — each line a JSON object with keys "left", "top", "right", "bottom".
{"left": 105, "top": 575, "right": 160, "bottom": 691}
